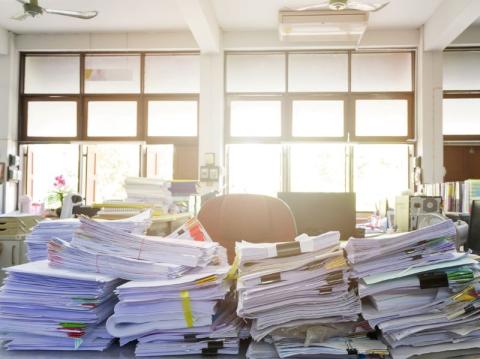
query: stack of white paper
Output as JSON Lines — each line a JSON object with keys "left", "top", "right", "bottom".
{"left": 345, "top": 220, "right": 480, "bottom": 359}
{"left": 106, "top": 266, "right": 245, "bottom": 356}
{"left": 26, "top": 211, "right": 151, "bottom": 261}
{"left": 0, "top": 260, "right": 121, "bottom": 351}
{"left": 237, "top": 232, "right": 364, "bottom": 357}
{"left": 124, "top": 177, "right": 172, "bottom": 209}
{"left": 48, "top": 216, "right": 224, "bottom": 280}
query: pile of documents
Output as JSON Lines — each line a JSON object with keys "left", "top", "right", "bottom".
{"left": 48, "top": 216, "right": 223, "bottom": 281}
{"left": 0, "top": 260, "right": 121, "bottom": 351}
{"left": 124, "top": 177, "right": 173, "bottom": 210}
{"left": 106, "top": 266, "right": 245, "bottom": 356}
{"left": 346, "top": 220, "right": 480, "bottom": 359}
{"left": 27, "top": 212, "right": 151, "bottom": 261}
{"left": 237, "top": 232, "right": 365, "bottom": 357}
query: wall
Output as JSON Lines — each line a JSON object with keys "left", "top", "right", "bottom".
{"left": 0, "top": 31, "right": 19, "bottom": 213}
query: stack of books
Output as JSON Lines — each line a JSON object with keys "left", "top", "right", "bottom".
{"left": 422, "top": 179, "right": 480, "bottom": 213}
{"left": 0, "top": 260, "right": 121, "bottom": 351}
{"left": 346, "top": 220, "right": 480, "bottom": 358}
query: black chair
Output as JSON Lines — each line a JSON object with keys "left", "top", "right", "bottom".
{"left": 466, "top": 200, "right": 480, "bottom": 254}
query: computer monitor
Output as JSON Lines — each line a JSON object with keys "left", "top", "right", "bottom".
{"left": 278, "top": 192, "right": 356, "bottom": 240}
{"left": 467, "top": 200, "right": 480, "bottom": 254}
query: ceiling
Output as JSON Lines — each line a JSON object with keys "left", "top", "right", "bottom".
{"left": 0, "top": 0, "right": 445, "bottom": 34}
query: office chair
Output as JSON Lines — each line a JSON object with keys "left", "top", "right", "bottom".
{"left": 466, "top": 200, "right": 480, "bottom": 254}
{"left": 197, "top": 194, "right": 297, "bottom": 263}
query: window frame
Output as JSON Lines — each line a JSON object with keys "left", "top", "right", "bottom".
{"left": 18, "top": 51, "right": 200, "bottom": 143}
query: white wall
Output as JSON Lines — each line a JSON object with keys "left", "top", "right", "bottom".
{"left": 0, "top": 31, "right": 19, "bottom": 213}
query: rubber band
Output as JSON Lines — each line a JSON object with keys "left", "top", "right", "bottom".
{"left": 180, "top": 290, "right": 193, "bottom": 328}
{"left": 95, "top": 255, "right": 100, "bottom": 273}
{"left": 137, "top": 237, "right": 146, "bottom": 260}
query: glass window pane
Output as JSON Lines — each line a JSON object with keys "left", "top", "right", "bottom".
{"left": 227, "top": 144, "right": 282, "bottom": 197}
{"left": 27, "top": 101, "right": 77, "bottom": 137}
{"left": 145, "top": 55, "right": 200, "bottom": 93}
{"left": 26, "top": 144, "right": 79, "bottom": 207}
{"left": 443, "top": 98, "right": 480, "bottom": 135}
{"left": 87, "top": 101, "right": 137, "bottom": 137}
{"left": 226, "top": 54, "right": 285, "bottom": 92}
{"left": 356, "top": 99, "right": 408, "bottom": 136}
{"left": 288, "top": 53, "right": 348, "bottom": 92}
{"left": 444, "top": 51, "right": 480, "bottom": 91}
{"left": 230, "top": 101, "right": 281, "bottom": 137}
{"left": 290, "top": 144, "right": 346, "bottom": 192}
{"left": 146, "top": 145, "right": 174, "bottom": 180}
{"left": 351, "top": 53, "right": 412, "bottom": 92}
{"left": 24, "top": 55, "right": 80, "bottom": 94}
{"left": 292, "top": 100, "right": 344, "bottom": 137}
{"left": 85, "top": 55, "right": 141, "bottom": 93}
{"left": 93, "top": 144, "right": 140, "bottom": 202}
{"left": 354, "top": 144, "right": 409, "bottom": 211}
{"left": 148, "top": 101, "right": 197, "bottom": 137}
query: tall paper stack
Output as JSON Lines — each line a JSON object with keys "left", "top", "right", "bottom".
{"left": 106, "top": 267, "right": 245, "bottom": 356}
{"left": 237, "top": 232, "right": 383, "bottom": 358}
{"left": 346, "top": 220, "right": 480, "bottom": 359}
{"left": 0, "top": 260, "right": 121, "bottom": 351}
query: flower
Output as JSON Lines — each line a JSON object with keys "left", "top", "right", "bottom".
{"left": 54, "top": 175, "right": 66, "bottom": 188}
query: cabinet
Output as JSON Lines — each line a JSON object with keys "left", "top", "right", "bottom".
{"left": 0, "top": 236, "right": 27, "bottom": 281}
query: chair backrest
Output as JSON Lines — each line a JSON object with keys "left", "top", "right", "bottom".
{"left": 198, "top": 194, "right": 297, "bottom": 263}
{"left": 467, "top": 200, "right": 480, "bottom": 253}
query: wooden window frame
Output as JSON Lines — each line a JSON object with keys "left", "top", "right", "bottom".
{"left": 18, "top": 51, "right": 200, "bottom": 143}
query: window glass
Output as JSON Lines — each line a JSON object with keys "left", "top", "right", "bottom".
{"left": 87, "top": 101, "right": 137, "bottom": 137}
{"left": 292, "top": 100, "right": 344, "bottom": 137}
{"left": 351, "top": 53, "right": 412, "bottom": 92}
{"left": 353, "top": 144, "right": 409, "bottom": 211}
{"left": 27, "top": 101, "right": 77, "bottom": 137}
{"left": 227, "top": 144, "right": 282, "bottom": 197}
{"left": 444, "top": 51, "right": 480, "bottom": 91}
{"left": 443, "top": 98, "right": 480, "bottom": 135}
{"left": 26, "top": 144, "right": 79, "bottom": 207}
{"left": 85, "top": 55, "right": 141, "bottom": 93}
{"left": 148, "top": 101, "right": 197, "bottom": 136}
{"left": 355, "top": 99, "right": 408, "bottom": 136}
{"left": 146, "top": 145, "right": 174, "bottom": 180}
{"left": 290, "top": 144, "right": 346, "bottom": 192}
{"left": 24, "top": 55, "right": 80, "bottom": 94}
{"left": 145, "top": 55, "right": 200, "bottom": 93}
{"left": 226, "top": 54, "right": 285, "bottom": 92}
{"left": 230, "top": 101, "right": 281, "bottom": 137}
{"left": 288, "top": 53, "right": 348, "bottom": 92}
{"left": 93, "top": 144, "right": 140, "bottom": 202}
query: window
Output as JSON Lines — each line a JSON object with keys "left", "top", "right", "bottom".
{"left": 290, "top": 144, "right": 347, "bottom": 192}
{"left": 230, "top": 100, "right": 282, "bottom": 137}
{"left": 351, "top": 52, "right": 412, "bottom": 92}
{"left": 147, "top": 100, "right": 198, "bottom": 137}
{"left": 444, "top": 51, "right": 480, "bottom": 91}
{"left": 26, "top": 100, "right": 77, "bottom": 138}
{"left": 22, "top": 144, "right": 79, "bottom": 207}
{"left": 227, "top": 144, "right": 282, "bottom": 197}
{"left": 20, "top": 52, "right": 200, "bottom": 207}
{"left": 145, "top": 55, "right": 200, "bottom": 93}
{"left": 89, "top": 144, "right": 141, "bottom": 203}
{"left": 24, "top": 55, "right": 80, "bottom": 94}
{"left": 226, "top": 53, "right": 286, "bottom": 93}
{"left": 87, "top": 101, "right": 138, "bottom": 137}
{"left": 443, "top": 98, "right": 480, "bottom": 136}
{"left": 84, "top": 55, "right": 141, "bottom": 94}
{"left": 288, "top": 53, "right": 348, "bottom": 92}
{"left": 292, "top": 100, "right": 344, "bottom": 137}
{"left": 353, "top": 144, "right": 410, "bottom": 211}
{"left": 225, "top": 50, "right": 414, "bottom": 210}
{"left": 355, "top": 99, "right": 409, "bottom": 137}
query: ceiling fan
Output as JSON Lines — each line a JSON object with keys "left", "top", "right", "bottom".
{"left": 292, "top": 0, "right": 390, "bottom": 12}
{"left": 11, "top": 0, "right": 98, "bottom": 21}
